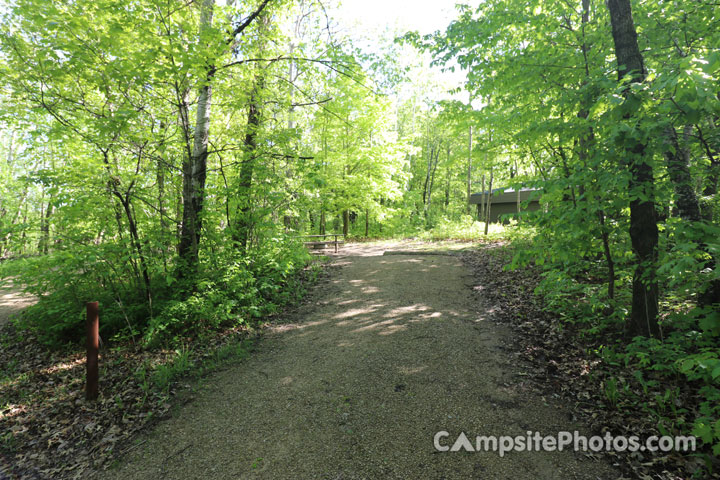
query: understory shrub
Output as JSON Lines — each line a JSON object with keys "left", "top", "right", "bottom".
{"left": 6, "top": 236, "right": 313, "bottom": 349}
{"left": 509, "top": 214, "right": 720, "bottom": 469}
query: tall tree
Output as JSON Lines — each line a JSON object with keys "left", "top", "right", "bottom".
{"left": 178, "top": 0, "right": 273, "bottom": 274}
{"left": 606, "top": 0, "right": 660, "bottom": 337}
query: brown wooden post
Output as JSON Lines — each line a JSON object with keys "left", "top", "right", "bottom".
{"left": 86, "top": 301, "right": 99, "bottom": 401}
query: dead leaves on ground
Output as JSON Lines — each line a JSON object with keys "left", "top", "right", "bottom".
{"left": 460, "top": 244, "right": 716, "bottom": 480}
{"left": 0, "top": 262, "right": 327, "bottom": 479}
{"left": 0, "top": 323, "right": 251, "bottom": 479}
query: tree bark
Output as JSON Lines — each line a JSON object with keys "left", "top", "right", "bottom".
{"left": 342, "top": 210, "right": 349, "bottom": 237}
{"left": 484, "top": 169, "right": 493, "bottom": 235}
{"left": 698, "top": 119, "right": 719, "bottom": 221}
{"left": 579, "top": 0, "right": 615, "bottom": 300}
{"left": 598, "top": 210, "right": 616, "bottom": 299}
{"left": 19, "top": 205, "right": 27, "bottom": 255}
{"left": 0, "top": 186, "right": 28, "bottom": 256}
{"left": 467, "top": 125, "right": 472, "bottom": 214}
{"left": 177, "top": 0, "right": 272, "bottom": 271}
{"left": 38, "top": 197, "right": 53, "bottom": 255}
{"left": 665, "top": 124, "right": 720, "bottom": 306}
{"left": 120, "top": 197, "right": 152, "bottom": 309}
{"left": 479, "top": 174, "right": 485, "bottom": 221}
{"left": 102, "top": 151, "right": 152, "bottom": 308}
{"left": 422, "top": 143, "right": 434, "bottom": 205}
{"left": 156, "top": 156, "right": 168, "bottom": 272}
{"left": 178, "top": 0, "right": 214, "bottom": 275}
{"left": 514, "top": 160, "right": 520, "bottom": 220}
{"left": 444, "top": 145, "right": 451, "bottom": 209}
{"left": 664, "top": 126, "right": 701, "bottom": 221}
{"left": 365, "top": 207, "right": 369, "bottom": 238}
{"left": 425, "top": 145, "right": 441, "bottom": 218}
{"left": 234, "top": 75, "right": 264, "bottom": 252}
{"left": 607, "top": 0, "right": 660, "bottom": 338}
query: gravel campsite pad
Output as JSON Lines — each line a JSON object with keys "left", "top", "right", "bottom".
{"left": 101, "top": 242, "right": 619, "bottom": 479}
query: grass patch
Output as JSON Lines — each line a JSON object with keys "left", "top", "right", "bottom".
{"left": 416, "top": 218, "right": 508, "bottom": 241}
{"left": 132, "top": 333, "right": 259, "bottom": 400}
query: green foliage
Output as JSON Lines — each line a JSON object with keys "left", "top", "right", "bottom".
{"left": 143, "top": 238, "right": 311, "bottom": 347}
{"left": 132, "top": 337, "right": 254, "bottom": 400}
{"left": 150, "top": 347, "right": 193, "bottom": 393}
{"left": 692, "top": 389, "right": 720, "bottom": 457}
{"left": 8, "top": 248, "right": 154, "bottom": 346}
{"left": 416, "top": 216, "right": 506, "bottom": 241}
{"left": 4, "top": 235, "right": 311, "bottom": 349}
{"left": 603, "top": 377, "right": 620, "bottom": 409}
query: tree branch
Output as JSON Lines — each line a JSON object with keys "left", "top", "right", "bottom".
{"left": 228, "top": 0, "right": 273, "bottom": 44}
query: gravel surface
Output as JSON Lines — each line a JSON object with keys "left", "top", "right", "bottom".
{"left": 101, "top": 241, "right": 619, "bottom": 479}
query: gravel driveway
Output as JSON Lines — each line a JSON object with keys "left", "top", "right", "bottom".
{"left": 102, "top": 242, "right": 618, "bottom": 479}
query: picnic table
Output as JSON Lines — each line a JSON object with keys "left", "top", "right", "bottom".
{"left": 300, "top": 234, "right": 345, "bottom": 253}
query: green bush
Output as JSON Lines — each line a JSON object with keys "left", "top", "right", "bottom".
{"left": 6, "top": 248, "right": 153, "bottom": 347}
{"left": 6, "top": 235, "right": 312, "bottom": 349}
{"left": 507, "top": 204, "right": 720, "bottom": 466}
{"left": 143, "top": 237, "right": 312, "bottom": 347}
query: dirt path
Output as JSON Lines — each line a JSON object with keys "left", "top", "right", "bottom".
{"left": 103, "top": 242, "right": 618, "bottom": 479}
{"left": 0, "top": 279, "right": 36, "bottom": 328}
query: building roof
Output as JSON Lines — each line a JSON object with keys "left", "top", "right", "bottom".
{"left": 468, "top": 187, "right": 541, "bottom": 205}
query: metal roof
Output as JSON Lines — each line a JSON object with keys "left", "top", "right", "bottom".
{"left": 468, "top": 187, "right": 541, "bottom": 205}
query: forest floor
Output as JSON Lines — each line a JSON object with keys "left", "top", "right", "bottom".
{"left": 100, "top": 240, "right": 620, "bottom": 479}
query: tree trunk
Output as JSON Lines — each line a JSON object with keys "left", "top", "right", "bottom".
{"left": 422, "top": 143, "right": 434, "bottom": 205}
{"left": 445, "top": 174, "right": 450, "bottom": 209}
{"left": 309, "top": 211, "right": 316, "bottom": 232}
{"left": 102, "top": 151, "right": 152, "bottom": 308}
{"left": 38, "top": 197, "right": 53, "bottom": 255}
{"left": 426, "top": 145, "right": 441, "bottom": 218}
{"left": 479, "top": 174, "right": 485, "bottom": 221}
{"left": 156, "top": 157, "right": 168, "bottom": 272}
{"left": 484, "top": 170, "right": 493, "bottom": 235}
{"left": 598, "top": 210, "right": 616, "bottom": 299}
{"left": 578, "top": 0, "right": 615, "bottom": 301}
{"left": 607, "top": 0, "right": 660, "bottom": 338}
{"left": 445, "top": 145, "right": 452, "bottom": 209}
{"left": 700, "top": 118, "right": 719, "bottom": 222}
{"left": 0, "top": 186, "right": 28, "bottom": 256}
{"left": 664, "top": 126, "right": 701, "bottom": 221}
{"left": 178, "top": 0, "right": 214, "bottom": 275}
{"left": 664, "top": 124, "right": 720, "bottom": 306}
{"left": 19, "top": 205, "right": 27, "bottom": 255}
{"left": 120, "top": 196, "right": 152, "bottom": 309}
{"left": 467, "top": 125, "right": 472, "bottom": 214}
{"left": 514, "top": 160, "right": 520, "bottom": 220}
{"left": 342, "top": 210, "right": 349, "bottom": 237}
{"left": 428, "top": 148, "right": 440, "bottom": 202}
{"left": 234, "top": 75, "right": 264, "bottom": 252}
{"left": 365, "top": 207, "right": 369, "bottom": 238}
